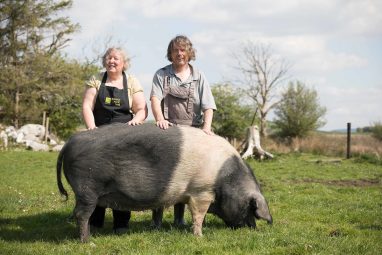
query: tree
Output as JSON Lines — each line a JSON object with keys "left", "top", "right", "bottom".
{"left": 211, "top": 84, "right": 254, "bottom": 140}
{"left": 0, "top": 0, "right": 79, "bottom": 128}
{"left": 234, "top": 42, "right": 290, "bottom": 137}
{"left": 371, "top": 122, "right": 382, "bottom": 141}
{"left": 273, "top": 81, "right": 326, "bottom": 138}
{"left": 0, "top": 51, "right": 99, "bottom": 139}
{"left": 0, "top": 0, "right": 79, "bottom": 60}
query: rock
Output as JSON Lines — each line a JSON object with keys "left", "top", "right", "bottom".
{"left": 49, "top": 139, "right": 58, "bottom": 146}
{"left": 5, "top": 126, "right": 17, "bottom": 140}
{"left": 16, "top": 132, "right": 25, "bottom": 143}
{"left": 1, "top": 123, "right": 62, "bottom": 151}
{"left": 18, "top": 124, "right": 45, "bottom": 140}
{"left": 51, "top": 144, "right": 64, "bottom": 152}
{"left": 25, "top": 140, "right": 49, "bottom": 151}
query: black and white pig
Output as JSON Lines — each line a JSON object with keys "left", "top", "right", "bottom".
{"left": 57, "top": 123, "right": 272, "bottom": 242}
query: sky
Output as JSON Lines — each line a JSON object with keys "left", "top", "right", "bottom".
{"left": 62, "top": 0, "right": 382, "bottom": 131}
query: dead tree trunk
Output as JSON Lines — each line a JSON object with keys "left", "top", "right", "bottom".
{"left": 241, "top": 125, "right": 274, "bottom": 160}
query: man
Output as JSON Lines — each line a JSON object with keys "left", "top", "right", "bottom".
{"left": 150, "top": 35, "right": 216, "bottom": 226}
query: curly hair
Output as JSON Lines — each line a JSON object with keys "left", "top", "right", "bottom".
{"left": 166, "top": 35, "right": 196, "bottom": 62}
{"left": 102, "top": 47, "right": 130, "bottom": 71}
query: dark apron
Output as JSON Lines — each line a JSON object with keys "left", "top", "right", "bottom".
{"left": 162, "top": 75, "right": 197, "bottom": 126}
{"left": 93, "top": 72, "right": 132, "bottom": 126}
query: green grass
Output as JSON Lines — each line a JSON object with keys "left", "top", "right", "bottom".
{"left": 0, "top": 151, "right": 381, "bottom": 254}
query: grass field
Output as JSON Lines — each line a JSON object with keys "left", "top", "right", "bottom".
{"left": 0, "top": 151, "right": 381, "bottom": 254}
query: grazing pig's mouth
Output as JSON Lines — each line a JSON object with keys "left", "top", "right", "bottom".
{"left": 224, "top": 220, "right": 246, "bottom": 229}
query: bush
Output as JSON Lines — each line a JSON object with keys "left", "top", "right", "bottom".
{"left": 371, "top": 122, "right": 382, "bottom": 141}
{"left": 211, "top": 84, "right": 254, "bottom": 140}
{"left": 354, "top": 153, "right": 382, "bottom": 165}
{"left": 273, "top": 81, "right": 326, "bottom": 138}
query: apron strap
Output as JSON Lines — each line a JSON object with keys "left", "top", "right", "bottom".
{"left": 187, "top": 81, "right": 195, "bottom": 113}
{"left": 163, "top": 75, "right": 170, "bottom": 119}
{"left": 101, "top": 72, "right": 108, "bottom": 84}
{"left": 122, "top": 71, "right": 128, "bottom": 100}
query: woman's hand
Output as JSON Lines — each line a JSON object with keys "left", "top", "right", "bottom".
{"left": 128, "top": 119, "right": 143, "bottom": 126}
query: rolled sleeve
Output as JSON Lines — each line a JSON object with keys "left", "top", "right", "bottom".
{"left": 129, "top": 75, "right": 144, "bottom": 94}
{"left": 150, "top": 69, "right": 165, "bottom": 101}
{"left": 199, "top": 72, "right": 217, "bottom": 111}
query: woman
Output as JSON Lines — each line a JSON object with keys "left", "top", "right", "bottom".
{"left": 82, "top": 47, "right": 147, "bottom": 234}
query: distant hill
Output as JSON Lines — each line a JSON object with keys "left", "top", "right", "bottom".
{"left": 330, "top": 128, "right": 358, "bottom": 133}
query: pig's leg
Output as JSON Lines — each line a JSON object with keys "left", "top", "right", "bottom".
{"left": 73, "top": 198, "right": 97, "bottom": 243}
{"left": 151, "top": 207, "right": 163, "bottom": 228}
{"left": 188, "top": 194, "right": 213, "bottom": 236}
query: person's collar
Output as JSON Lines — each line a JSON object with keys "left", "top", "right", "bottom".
{"left": 168, "top": 63, "right": 199, "bottom": 81}
{"left": 169, "top": 64, "right": 175, "bottom": 75}
{"left": 189, "top": 64, "right": 200, "bottom": 81}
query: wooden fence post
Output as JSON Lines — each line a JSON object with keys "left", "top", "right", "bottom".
{"left": 44, "top": 117, "right": 49, "bottom": 144}
{"left": 347, "top": 122, "right": 351, "bottom": 159}
{"left": 42, "top": 111, "right": 46, "bottom": 127}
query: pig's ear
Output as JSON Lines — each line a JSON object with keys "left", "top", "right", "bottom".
{"left": 251, "top": 194, "right": 273, "bottom": 224}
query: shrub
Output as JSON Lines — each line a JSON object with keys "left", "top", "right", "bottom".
{"left": 371, "top": 121, "right": 382, "bottom": 141}
{"left": 354, "top": 153, "right": 382, "bottom": 165}
{"left": 211, "top": 84, "right": 254, "bottom": 140}
{"left": 273, "top": 81, "right": 326, "bottom": 138}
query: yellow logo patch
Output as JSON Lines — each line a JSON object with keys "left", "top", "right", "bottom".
{"left": 112, "top": 98, "right": 121, "bottom": 106}
{"left": 104, "top": 97, "right": 121, "bottom": 106}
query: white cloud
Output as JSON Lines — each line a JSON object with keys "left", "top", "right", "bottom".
{"left": 67, "top": 0, "right": 382, "bottom": 41}
{"left": 318, "top": 86, "right": 382, "bottom": 130}
{"left": 191, "top": 31, "right": 368, "bottom": 79}
{"left": 264, "top": 36, "right": 367, "bottom": 73}
{"left": 62, "top": 0, "right": 381, "bottom": 129}
{"left": 115, "top": 0, "right": 234, "bottom": 23}
{"left": 337, "top": 0, "right": 382, "bottom": 36}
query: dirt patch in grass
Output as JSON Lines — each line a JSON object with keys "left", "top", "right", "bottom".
{"left": 297, "top": 178, "right": 381, "bottom": 187}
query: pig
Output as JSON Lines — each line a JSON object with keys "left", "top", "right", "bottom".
{"left": 57, "top": 123, "right": 272, "bottom": 242}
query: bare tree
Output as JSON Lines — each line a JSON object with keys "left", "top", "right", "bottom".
{"left": 235, "top": 42, "right": 290, "bottom": 137}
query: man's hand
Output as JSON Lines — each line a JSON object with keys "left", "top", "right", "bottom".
{"left": 156, "top": 120, "right": 173, "bottom": 129}
{"left": 202, "top": 127, "right": 214, "bottom": 135}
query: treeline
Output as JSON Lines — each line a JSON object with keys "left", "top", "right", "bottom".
{"left": 0, "top": 0, "right": 99, "bottom": 139}
{"left": 357, "top": 126, "right": 377, "bottom": 133}
{"left": 357, "top": 122, "right": 382, "bottom": 141}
